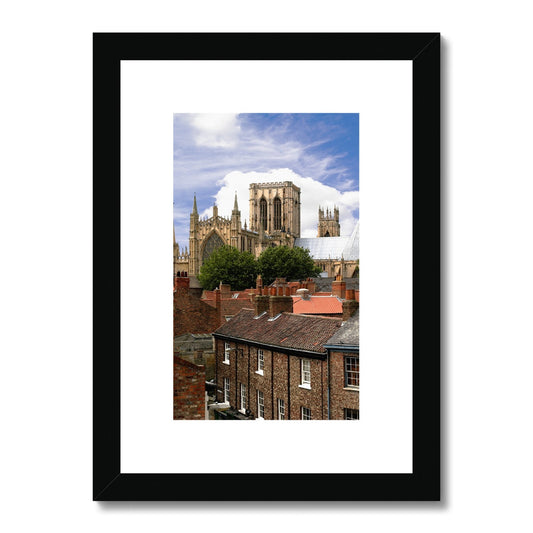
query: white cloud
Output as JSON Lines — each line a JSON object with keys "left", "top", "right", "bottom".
{"left": 187, "top": 113, "right": 240, "bottom": 148}
{"left": 200, "top": 168, "right": 359, "bottom": 238}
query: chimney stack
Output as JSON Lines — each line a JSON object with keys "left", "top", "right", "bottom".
{"left": 269, "top": 277, "right": 292, "bottom": 305}
{"left": 174, "top": 275, "right": 190, "bottom": 293}
{"left": 219, "top": 282, "right": 231, "bottom": 296}
{"left": 254, "top": 294, "right": 270, "bottom": 316}
{"left": 342, "top": 289, "right": 359, "bottom": 320}
{"left": 269, "top": 294, "right": 293, "bottom": 317}
{"left": 332, "top": 275, "right": 346, "bottom": 299}
{"left": 306, "top": 278, "right": 316, "bottom": 294}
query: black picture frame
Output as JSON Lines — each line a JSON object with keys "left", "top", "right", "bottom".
{"left": 93, "top": 32, "right": 440, "bottom": 501}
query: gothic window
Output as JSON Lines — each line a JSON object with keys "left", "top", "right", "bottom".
{"left": 273, "top": 197, "right": 282, "bottom": 231}
{"left": 202, "top": 232, "right": 225, "bottom": 263}
{"left": 259, "top": 198, "right": 267, "bottom": 230}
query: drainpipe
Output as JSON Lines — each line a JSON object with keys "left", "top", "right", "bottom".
{"left": 327, "top": 350, "right": 331, "bottom": 420}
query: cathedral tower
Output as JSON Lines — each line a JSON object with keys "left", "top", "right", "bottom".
{"left": 249, "top": 181, "right": 301, "bottom": 237}
{"left": 317, "top": 206, "right": 340, "bottom": 237}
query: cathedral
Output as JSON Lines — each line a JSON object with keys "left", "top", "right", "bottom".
{"left": 174, "top": 181, "right": 359, "bottom": 280}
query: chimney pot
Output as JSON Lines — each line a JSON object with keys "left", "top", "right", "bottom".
{"left": 296, "top": 288, "right": 311, "bottom": 300}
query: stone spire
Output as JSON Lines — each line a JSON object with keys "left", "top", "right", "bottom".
{"left": 232, "top": 191, "right": 240, "bottom": 215}
{"left": 192, "top": 193, "right": 198, "bottom": 215}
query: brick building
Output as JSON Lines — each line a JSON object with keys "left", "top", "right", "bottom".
{"left": 211, "top": 287, "right": 359, "bottom": 420}
{"left": 173, "top": 333, "right": 215, "bottom": 381}
{"left": 173, "top": 274, "right": 220, "bottom": 336}
{"left": 324, "top": 310, "right": 360, "bottom": 419}
{"left": 173, "top": 355, "right": 206, "bottom": 420}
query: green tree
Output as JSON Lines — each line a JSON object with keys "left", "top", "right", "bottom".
{"left": 198, "top": 245, "right": 258, "bottom": 291}
{"left": 257, "top": 245, "right": 321, "bottom": 286}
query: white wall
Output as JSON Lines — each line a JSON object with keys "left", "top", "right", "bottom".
{"left": 1, "top": 1, "right": 532, "bottom": 532}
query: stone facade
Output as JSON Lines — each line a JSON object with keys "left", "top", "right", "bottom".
{"left": 317, "top": 206, "right": 340, "bottom": 237}
{"left": 173, "top": 180, "right": 359, "bottom": 278}
{"left": 249, "top": 181, "right": 301, "bottom": 237}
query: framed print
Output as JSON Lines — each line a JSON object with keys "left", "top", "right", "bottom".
{"left": 93, "top": 33, "right": 440, "bottom": 501}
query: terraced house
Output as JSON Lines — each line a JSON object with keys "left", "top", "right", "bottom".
{"left": 211, "top": 286, "right": 359, "bottom": 420}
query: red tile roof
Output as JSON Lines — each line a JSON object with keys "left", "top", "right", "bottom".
{"left": 214, "top": 308, "right": 342, "bottom": 354}
{"left": 292, "top": 295, "right": 343, "bottom": 315}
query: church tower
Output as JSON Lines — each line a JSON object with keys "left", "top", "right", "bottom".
{"left": 317, "top": 206, "right": 340, "bottom": 237}
{"left": 249, "top": 181, "right": 301, "bottom": 237}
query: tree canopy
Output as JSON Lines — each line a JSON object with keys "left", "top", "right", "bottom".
{"left": 198, "top": 245, "right": 258, "bottom": 291}
{"left": 257, "top": 245, "right": 321, "bottom": 286}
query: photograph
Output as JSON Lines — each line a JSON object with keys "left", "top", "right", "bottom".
{"left": 172, "top": 113, "right": 360, "bottom": 420}
{"left": 94, "top": 32, "right": 440, "bottom": 500}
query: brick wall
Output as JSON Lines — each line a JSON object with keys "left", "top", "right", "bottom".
{"left": 215, "top": 338, "right": 332, "bottom": 420}
{"left": 174, "top": 288, "right": 220, "bottom": 336}
{"left": 173, "top": 355, "right": 206, "bottom": 420}
{"left": 328, "top": 350, "right": 359, "bottom": 419}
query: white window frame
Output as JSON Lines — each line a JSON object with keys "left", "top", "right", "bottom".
{"left": 301, "top": 406, "right": 311, "bottom": 420}
{"left": 223, "top": 342, "right": 230, "bottom": 364}
{"left": 240, "top": 383, "right": 247, "bottom": 413}
{"left": 277, "top": 398, "right": 285, "bottom": 420}
{"left": 300, "top": 358, "right": 311, "bottom": 389}
{"left": 223, "top": 377, "right": 230, "bottom": 404}
{"left": 256, "top": 349, "right": 264, "bottom": 375}
{"left": 257, "top": 390, "right": 264, "bottom": 419}
{"left": 344, "top": 355, "right": 359, "bottom": 389}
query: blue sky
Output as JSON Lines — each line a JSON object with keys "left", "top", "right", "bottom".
{"left": 173, "top": 113, "right": 359, "bottom": 250}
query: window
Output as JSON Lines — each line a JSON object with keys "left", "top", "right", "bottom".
{"left": 344, "top": 355, "right": 359, "bottom": 388}
{"left": 273, "top": 196, "right": 281, "bottom": 230}
{"left": 301, "top": 359, "right": 311, "bottom": 387}
{"left": 240, "top": 383, "right": 247, "bottom": 412}
{"left": 277, "top": 398, "right": 285, "bottom": 420}
{"left": 202, "top": 232, "right": 224, "bottom": 263}
{"left": 259, "top": 197, "right": 267, "bottom": 230}
{"left": 223, "top": 378, "right": 230, "bottom": 403}
{"left": 224, "top": 342, "right": 231, "bottom": 363}
{"left": 257, "top": 390, "right": 264, "bottom": 419}
{"left": 257, "top": 349, "right": 264, "bottom": 373}
{"left": 344, "top": 408, "right": 359, "bottom": 420}
{"left": 301, "top": 406, "right": 311, "bottom": 420}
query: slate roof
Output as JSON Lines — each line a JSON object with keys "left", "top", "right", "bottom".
{"left": 323, "top": 310, "right": 359, "bottom": 348}
{"left": 312, "top": 277, "right": 359, "bottom": 292}
{"left": 213, "top": 308, "right": 342, "bottom": 354}
{"left": 295, "top": 220, "right": 359, "bottom": 260}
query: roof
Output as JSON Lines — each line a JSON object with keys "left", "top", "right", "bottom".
{"left": 292, "top": 295, "right": 343, "bottom": 315}
{"left": 312, "top": 277, "right": 359, "bottom": 292}
{"left": 214, "top": 308, "right": 342, "bottom": 354}
{"left": 295, "top": 220, "right": 359, "bottom": 260}
{"left": 324, "top": 310, "right": 359, "bottom": 348}
{"left": 202, "top": 291, "right": 252, "bottom": 301}
{"left": 174, "top": 333, "right": 212, "bottom": 341}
